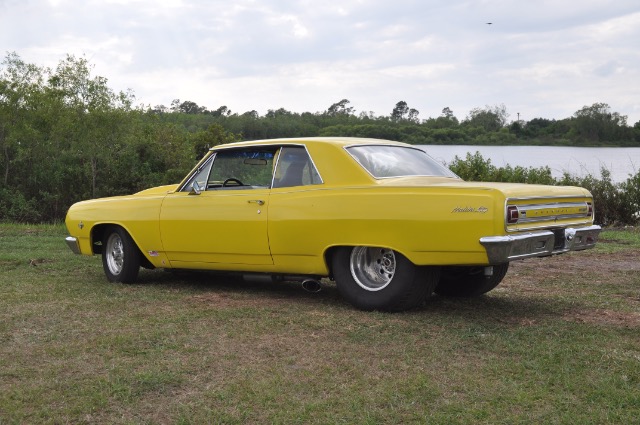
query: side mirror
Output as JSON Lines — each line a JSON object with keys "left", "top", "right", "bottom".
{"left": 189, "top": 181, "right": 202, "bottom": 195}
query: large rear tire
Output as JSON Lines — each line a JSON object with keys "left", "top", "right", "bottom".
{"left": 434, "top": 263, "right": 509, "bottom": 297}
{"left": 102, "top": 226, "right": 141, "bottom": 283}
{"left": 333, "top": 246, "right": 440, "bottom": 312}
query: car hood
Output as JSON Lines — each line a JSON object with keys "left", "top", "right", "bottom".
{"left": 134, "top": 184, "right": 179, "bottom": 196}
{"left": 69, "top": 184, "right": 179, "bottom": 208}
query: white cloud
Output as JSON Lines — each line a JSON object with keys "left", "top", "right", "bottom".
{"left": 0, "top": 0, "right": 639, "bottom": 123}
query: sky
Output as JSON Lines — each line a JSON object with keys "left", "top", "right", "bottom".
{"left": 2, "top": 0, "right": 640, "bottom": 124}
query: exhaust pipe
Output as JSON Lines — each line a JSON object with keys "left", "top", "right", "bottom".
{"left": 301, "top": 279, "right": 322, "bottom": 293}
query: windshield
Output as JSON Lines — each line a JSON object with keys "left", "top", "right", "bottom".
{"left": 346, "top": 145, "right": 458, "bottom": 179}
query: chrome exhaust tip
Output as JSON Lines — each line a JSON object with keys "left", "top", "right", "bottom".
{"left": 301, "top": 279, "right": 322, "bottom": 293}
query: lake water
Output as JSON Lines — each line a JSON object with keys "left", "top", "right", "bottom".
{"left": 419, "top": 145, "right": 640, "bottom": 183}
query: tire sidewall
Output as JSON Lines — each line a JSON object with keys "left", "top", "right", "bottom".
{"left": 435, "top": 263, "right": 509, "bottom": 297}
{"left": 333, "top": 247, "right": 425, "bottom": 311}
{"left": 101, "top": 226, "right": 140, "bottom": 283}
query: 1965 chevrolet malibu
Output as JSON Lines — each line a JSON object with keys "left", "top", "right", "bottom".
{"left": 65, "top": 137, "right": 601, "bottom": 311}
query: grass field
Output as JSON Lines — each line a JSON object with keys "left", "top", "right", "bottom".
{"left": 1, "top": 224, "right": 639, "bottom": 424}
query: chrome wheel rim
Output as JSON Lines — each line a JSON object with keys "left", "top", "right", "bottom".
{"left": 349, "top": 247, "right": 396, "bottom": 291}
{"left": 105, "top": 233, "right": 124, "bottom": 276}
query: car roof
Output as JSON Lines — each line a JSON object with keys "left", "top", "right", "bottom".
{"left": 210, "top": 137, "right": 411, "bottom": 150}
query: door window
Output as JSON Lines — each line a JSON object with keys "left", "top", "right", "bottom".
{"left": 273, "top": 146, "right": 322, "bottom": 188}
{"left": 183, "top": 148, "right": 277, "bottom": 191}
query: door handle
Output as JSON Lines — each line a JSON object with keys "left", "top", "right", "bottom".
{"left": 248, "top": 200, "right": 265, "bottom": 206}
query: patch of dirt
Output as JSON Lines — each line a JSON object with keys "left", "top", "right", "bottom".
{"left": 179, "top": 249, "right": 640, "bottom": 328}
{"left": 29, "top": 258, "right": 53, "bottom": 266}
{"left": 510, "top": 249, "right": 640, "bottom": 275}
{"left": 504, "top": 249, "right": 640, "bottom": 327}
{"left": 564, "top": 308, "right": 640, "bottom": 327}
{"left": 188, "top": 283, "right": 340, "bottom": 309}
{"left": 189, "top": 292, "right": 290, "bottom": 308}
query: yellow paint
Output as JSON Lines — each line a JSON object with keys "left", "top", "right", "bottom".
{"left": 65, "top": 137, "right": 596, "bottom": 275}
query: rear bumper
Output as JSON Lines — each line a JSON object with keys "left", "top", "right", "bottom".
{"left": 65, "top": 236, "right": 81, "bottom": 255}
{"left": 480, "top": 225, "right": 601, "bottom": 264}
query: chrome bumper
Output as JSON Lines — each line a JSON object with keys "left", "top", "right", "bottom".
{"left": 480, "top": 225, "right": 601, "bottom": 264}
{"left": 65, "top": 236, "right": 81, "bottom": 255}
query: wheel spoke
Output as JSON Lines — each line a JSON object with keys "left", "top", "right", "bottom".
{"left": 106, "top": 234, "right": 124, "bottom": 275}
{"left": 350, "top": 247, "right": 396, "bottom": 291}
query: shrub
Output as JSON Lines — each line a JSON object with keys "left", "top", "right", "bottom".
{"left": 449, "top": 152, "right": 640, "bottom": 226}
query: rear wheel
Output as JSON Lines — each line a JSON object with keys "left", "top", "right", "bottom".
{"left": 333, "top": 246, "right": 439, "bottom": 312}
{"left": 434, "top": 263, "right": 509, "bottom": 297}
{"left": 102, "top": 226, "right": 141, "bottom": 283}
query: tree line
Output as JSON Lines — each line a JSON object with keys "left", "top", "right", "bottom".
{"left": 1, "top": 53, "right": 639, "bottom": 223}
{"left": 156, "top": 99, "right": 639, "bottom": 147}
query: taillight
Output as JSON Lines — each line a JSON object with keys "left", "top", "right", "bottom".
{"left": 587, "top": 202, "right": 593, "bottom": 217}
{"left": 507, "top": 205, "right": 519, "bottom": 224}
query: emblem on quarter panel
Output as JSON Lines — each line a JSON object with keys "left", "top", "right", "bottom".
{"left": 451, "top": 206, "right": 489, "bottom": 213}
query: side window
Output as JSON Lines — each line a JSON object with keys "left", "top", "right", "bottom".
{"left": 207, "top": 149, "right": 276, "bottom": 189}
{"left": 182, "top": 148, "right": 276, "bottom": 191}
{"left": 181, "top": 155, "right": 215, "bottom": 192}
{"left": 273, "top": 146, "right": 322, "bottom": 188}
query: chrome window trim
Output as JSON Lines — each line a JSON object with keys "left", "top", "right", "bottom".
{"left": 271, "top": 144, "right": 325, "bottom": 188}
{"left": 182, "top": 143, "right": 325, "bottom": 191}
{"left": 178, "top": 153, "right": 216, "bottom": 192}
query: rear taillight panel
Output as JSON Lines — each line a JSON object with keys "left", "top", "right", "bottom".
{"left": 505, "top": 199, "right": 594, "bottom": 230}
{"left": 506, "top": 205, "right": 519, "bottom": 224}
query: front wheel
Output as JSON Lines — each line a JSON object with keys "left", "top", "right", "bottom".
{"left": 332, "top": 246, "right": 440, "bottom": 312}
{"left": 434, "top": 263, "right": 509, "bottom": 297}
{"left": 102, "top": 226, "right": 141, "bottom": 283}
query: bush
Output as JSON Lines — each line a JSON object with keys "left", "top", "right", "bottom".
{"left": 449, "top": 152, "right": 640, "bottom": 226}
{"left": 0, "top": 189, "right": 42, "bottom": 222}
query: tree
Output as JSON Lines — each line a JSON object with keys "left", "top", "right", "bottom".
{"left": 464, "top": 104, "right": 509, "bottom": 132}
{"left": 176, "top": 100, "right": 207, "bottom": 114}
{"left": 47, "top": 54, "right": 135, "bottom": 198}
{"left": 190, "top": 124, "right": 241, "bottom": 160}
{"left": 391, "top": 101, "right": 419, "bottom": 123}
{"left": 327, "top": 99, "right": 354, "bottom": 116}
{"left": 0, "top": 52, "right": 46, "bottom": 187}
{"left": 211, "top": 105, "right": 231, "bottom": 117}
{"left": 391, "top": 101, "right": 409, "bottom": 121}
{"left": 406, "top": 108, "right": 419, "bottom": 123}
{"left": 572, "top": 102, "right": 629, "bottom": 143}
{"left": 423, "top": 107, "right": 459, "bottom": 130}
{"left": 441, "top": 107, "right": 455, "bottom": 120}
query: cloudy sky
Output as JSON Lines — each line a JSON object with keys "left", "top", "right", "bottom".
{"left": 2, "top": 0, "right": 639, "bottom": 124}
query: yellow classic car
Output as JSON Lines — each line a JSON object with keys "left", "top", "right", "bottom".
{"left": 65, "top": 137, "right": 601, "bottom": 311}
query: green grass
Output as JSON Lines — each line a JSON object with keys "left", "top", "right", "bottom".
{"left": 597, "top": 227, "right": 640, "bottom": 253}
{"left": 1, "top": 224, "right": 639, "bottom": 424}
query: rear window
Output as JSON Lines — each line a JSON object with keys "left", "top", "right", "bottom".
{"left": 346, "top": 145, "right": 458, "bottom": 178}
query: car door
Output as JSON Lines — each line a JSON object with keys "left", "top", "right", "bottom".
{"left": 159, "top": 147, "right": 276, "bottom": 267}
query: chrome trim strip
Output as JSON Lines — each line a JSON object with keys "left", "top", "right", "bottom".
{"left": 517, "top": 201, "right": 589, "bottom": 212}
{"left": 480, "top": 225, "right": 601, "bottom": 264}
{"left": 503, "top": 198, "right": 594, "bottom": 232}
{"left": 512, "top": 202, "right": 590, "bottom": 223}
{"left": 506, "top": 195, "right": 592, "bottom": 201}
{"left": 65, "top": 236, "right": 81, "bottom": 255}
{"left": 505, "top": 220, "right": 594, "bottom": 233}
